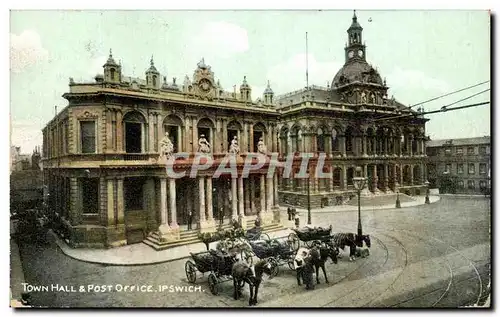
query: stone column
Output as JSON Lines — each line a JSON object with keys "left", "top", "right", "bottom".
{"left": 169, "top": 178, "right": 179, "bottom": 230}
{"left": 249, "top": 123, "right": 254, "bottom": 153}
{"left": 237, "top": 176, "right": 245, "bottom": 228}
{"left": 260, "top": 175, "right": 266, "bottom": 215}
{"left": 242, "top": 122, "right": 248, "bottom": 154}
{"left": 394, "top": 164, "right": 399, "bottom": 187}
{"left": 106, "top": 178, "right": 115, "bottom": 226}
{"left": 421, "top": 163, "right": 426, "bottom": 184}
{"left": 250, "top": 177, "right": 256, "bottom": 213}
{"left": 384, "top": 164, "right": 389, "bottom": 191}
{"left": 116, "top": 177, "right": 125, "bottom": 224}
{"left": 192, "top": 117, "right": 198, "bottom": 153}
{"left": 362, "top": 134, "right": 367, "bottom": 156}
{"left": 262, "top": 175, "right": 274, "bottom": 225}
{"left": 159, "top": 177, "right": 170, "bottom": 233}
{"left": 400, "top": 164, "right": 404, "bottom": 186}
{"left": 244, "top": 179, "right": 251, "bottom": 215}
{"left": 408, "top": 135, "right": 413, "bottom": 156}
{"left": 273, "top": 173, "right": 279, "bottom": 207}
{"left": 329, "top": 165, "right": 334, "bottom": 191}
{"left": 342, "top": 166, "right": 347, "bottom": 189}
{"left": 372, "top": 165, "right": 379, "bottom": 193}
{"left": 116, "top": 111, "right": 123, "bottom": 153}
{"left": 410, "top": 165, "right": 414, "bottom": 185}
{"left": 231, "top": 177, "right": 238, "bottom": 220}
{"left": 199, "top": 177, "right": 206, "bottom": 222}
{"left": 384, "top": 136, "right": 389, "bottom": 156}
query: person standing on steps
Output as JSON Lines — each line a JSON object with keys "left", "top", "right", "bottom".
{"left": 187, "top": 210, "right": 193, "bottom": 230}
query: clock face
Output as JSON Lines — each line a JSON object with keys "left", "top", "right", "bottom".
{"left": 199, "top": 79, "right": 211, "bottom": 92}
{"left": 348, "top": 50, "right": 354, "bottom": 58}
{"left": 358, "top": 50, "right": 364, "bottom": 57}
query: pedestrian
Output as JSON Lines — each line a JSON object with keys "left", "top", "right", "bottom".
{"left": 287, "top": 207, "right": 291, "bottom": 220}
{"left": 219, "top": 207, "right": 224, "bottom": 225}
{"left": 187, "top": 210, "right": 193, "bottom": 230}
{"left": 302, "top": 255, "right": 315, "bottom": 290}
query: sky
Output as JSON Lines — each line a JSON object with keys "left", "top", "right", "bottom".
{"left": 9, "top": 9, "right": 491, "bottom": 153}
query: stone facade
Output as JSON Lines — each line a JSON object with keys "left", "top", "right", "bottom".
{"left": 42, "top": 12, "right": 430, "bottom": 248}
{"left": 427, "top": 137, "right": 491, "bottom": 195}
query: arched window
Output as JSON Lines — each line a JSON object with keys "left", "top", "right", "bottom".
{"left": 331, "top": 128, "right": 339, "bottom": 152}
{"left": 110, "top": 68, "right": 116, "bottom": 80}
{"left": 123, "top": 111, "right": 147, "bottom": 153}
{"left": 316, "top": 128, "right": 325, "bottom": 152}
{"left": 153, "top": 75, "right": 157, "bottom": 87}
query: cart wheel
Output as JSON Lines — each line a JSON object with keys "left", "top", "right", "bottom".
{"left": 243, "top": 251, "right": 254, "bottom": 266}
{"left": 260, "top": 233, "right": 270, "bottom": 241}
{"left": 208, "top": 273, "right": 219, "bottom": 295}
{"left": 185, "top": 260, "right": 197, "bottom": 283}
{"left": 288, "top": 233, "right": 300, "bottom": 251}
{"left": 268, "top": 258, "right": 279, "bottom": 277}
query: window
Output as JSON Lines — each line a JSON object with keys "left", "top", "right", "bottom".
{"left": 479, "top": 180, "right": 487, "bottom": 189}
{"left": 458, "top": 180, "right": 464, "bottom": 188}
{"left": 80, "top": 121, "right": 96, "bottom": 153}
{"left": 467, "top": 147, "right": 475, "bottom": 155}
{"left": 456, "top": 147, "right": 463, "bottom": 155}
{"left": 81, "top": 178, "right": 99, "bottom": 214}
{"left": 479, "top": 163, "right": 487, "bottom": 174}
{"left": 468, "top": 163, "right": 475, "bottom": 175}
{"left": 444, "top": 164, "right": 451, "bottom": 174}
{"left": 479, "top": 146, "right": 486, "bottom": 155}
{"left": 110, "top": 68, "right": 116, "bottom": 80}
{"left": 444, "top": 147, "right": 451, "bottom": 155}
{"left": 468, "top": 180, "right": 475, "bottom": 189}
{"left": 153, "top": 75, "right": 157, "bottom": 87}
{"left": 457, "top": 164, "right": 464, "bottom": 174}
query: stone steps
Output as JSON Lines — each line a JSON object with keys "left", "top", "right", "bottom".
{"left": 143, "top": 221, "right": 285, "bottom": 251}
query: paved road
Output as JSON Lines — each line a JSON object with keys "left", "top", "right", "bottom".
{"left": 17, "top": 196, "right": 490, "bottom": 308}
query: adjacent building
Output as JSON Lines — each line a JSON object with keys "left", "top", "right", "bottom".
{"left": 10, "top": 147, "right": 43, "bottom": 213}
{"left": 427, "top": 136, "right": 491, "bottom": 195}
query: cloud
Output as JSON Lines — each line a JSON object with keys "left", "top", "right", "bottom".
{"left": 10, "top": 30, "right": 49, "bottom": 73}
{"left": 10, "top": 119, "right": 44, "bottom": 151}
{"left": 266, "top": 53, "right": 343, "bottom": 96}
{"left": 190, "top": 21, "right": 249, "bottom": 59}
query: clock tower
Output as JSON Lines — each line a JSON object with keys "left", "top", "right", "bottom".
{"left": 344, "top": 10, "right": 366, "bottom": 64}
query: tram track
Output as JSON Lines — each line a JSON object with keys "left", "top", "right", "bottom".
{"left": 319, "top": 227, "right": 392, "bottom": 307}
{"left": 337, "top": 220, "right": 482, "bottom": 307}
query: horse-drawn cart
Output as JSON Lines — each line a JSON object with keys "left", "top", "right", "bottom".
{"left": 288, "top": 225, "right": 333, "bottom": 251}
{"left": 249, "top": 239, "right": 295, "bottom": 276}
{"left": 185, "top": 250, "right": 238, "bottom": 295}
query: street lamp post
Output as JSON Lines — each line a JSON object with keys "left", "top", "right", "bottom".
{"left": 424, "top": 180, "right": 430, "bottom": 204}
{"left": 396, "top": 190, "right": 401, "bottom": 208}
{"left": 352, "top": 166, "right": 367, "bottom": 238}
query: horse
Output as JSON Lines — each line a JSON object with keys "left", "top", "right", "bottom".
{"left": 330, "top": 233, "right": 371, "bottom": 261}
{"left": 231, "top": 259, "right": 274, "bottom": 306}
{"left": 309, "top": 241, "right": 339, "bottom": 284}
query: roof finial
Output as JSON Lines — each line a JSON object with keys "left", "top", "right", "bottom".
{"left": 150, "top": 55, "right": 154, "bottom": 66}
{"left": 267, "top": 80, "right": 270, "bottom": 87}
{"left": 109, "top": 48, "right": 113, "bottom": 58}
{"left": 353, "top": 10, "right": 357, "bottom": 20}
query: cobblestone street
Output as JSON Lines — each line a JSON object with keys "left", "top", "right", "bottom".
{"left": 17, "top": 196, "right": 490, "bottom": 308}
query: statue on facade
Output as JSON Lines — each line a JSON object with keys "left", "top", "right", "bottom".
{"left": 370, "top": 93, "right": 376, "bottom": 104}
{"left": 257, "top": 137, "right": 267, "bottom": 155}
{"left": 229, "top": 136, "right": 240, "bottom": 154}
{"left": 198, "top": 134, "right": 211, "bottom": 153}
{"left": 361, "top": 91, "right": 367, "bottom": 103}
{"left": 160, "top": 132, "right": 174, "bottom": 158}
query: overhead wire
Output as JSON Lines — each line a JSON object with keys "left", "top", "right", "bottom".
{"left": 372, "top": 88, "right": 490, "bottom": 122}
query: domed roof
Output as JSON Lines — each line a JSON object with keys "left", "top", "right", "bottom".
{"left": 332, "top": 60, "right": 383, "bottom": 88}
{"left": 264, "top": 80, "right": 273, "bottom": 94}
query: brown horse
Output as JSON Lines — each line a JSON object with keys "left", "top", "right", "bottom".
{"left": 232, "top": 259, "right": 273, "bottom": 306}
